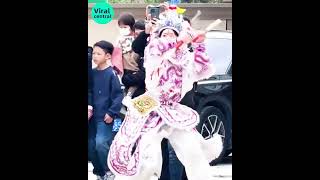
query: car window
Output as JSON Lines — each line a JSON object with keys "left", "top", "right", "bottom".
{"left": 204, "top": 38, "right": 232, "bottom": 75}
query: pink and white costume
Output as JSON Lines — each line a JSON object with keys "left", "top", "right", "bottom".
{"left": 108, "top": 8, "right": 222, "bottom": 180}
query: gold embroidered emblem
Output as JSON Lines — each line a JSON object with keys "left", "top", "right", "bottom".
{"left": 132, "top": 94, "right": 158, "bottom": 115}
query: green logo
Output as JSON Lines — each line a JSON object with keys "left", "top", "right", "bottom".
{"left": 91, "top": 3, "right": 114, "bottom": 24}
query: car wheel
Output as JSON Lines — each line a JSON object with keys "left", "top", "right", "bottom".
{"left": 197, "top": 105, "right": 231, "bottom": 165}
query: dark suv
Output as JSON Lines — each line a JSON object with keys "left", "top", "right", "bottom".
{"left": 181, "top": 30, "right": 232, "bottom": 165}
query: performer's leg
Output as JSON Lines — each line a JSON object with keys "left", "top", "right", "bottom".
{"left": 168, "top": 129, "right": 214, "bottom": 180}
{"left": 114, "top": 130, "right": 163, "bottom": 180}
{"left": 139, "top": 130, "right": 164, "bottom": 180}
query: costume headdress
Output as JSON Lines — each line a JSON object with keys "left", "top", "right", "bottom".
{"left": 157, "top": 0, "right": 185, "bottom": 35}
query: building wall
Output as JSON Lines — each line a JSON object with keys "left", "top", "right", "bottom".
{"left": 88, "top": 19, "right": 119, "bottom": 46}
{"left": 88, "top": 3, "right": 231, "bottom": 46}
{"left": 88, "top": 19, "right": 227, "bottom": 46}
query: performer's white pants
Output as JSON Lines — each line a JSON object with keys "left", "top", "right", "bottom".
{"left": 115, "top": 125, "right": 216, "bottom": 180}
{"left": 167, "top": 127, "right": 214, "bottom": 180}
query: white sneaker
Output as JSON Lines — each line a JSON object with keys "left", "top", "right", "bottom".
{"left": 105, "top": 171, "right": 115, "bottom": 180}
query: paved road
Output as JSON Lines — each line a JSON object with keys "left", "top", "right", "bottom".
{"left": 88, "top": 155, "right": 232, "bottom": 180}
{"left": 210, "top": 156, "right": 232, "bottom": 180}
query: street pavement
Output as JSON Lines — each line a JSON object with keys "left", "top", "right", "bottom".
{"left": 88, "top": 155, "right": 232, "bottom": 180}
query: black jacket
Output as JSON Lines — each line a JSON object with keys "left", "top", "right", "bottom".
{"left": 132, "top": 31, "right": 150, "bottom": 58}
{"left": 122, "top": 31, "right": 150, "bottom": 98}
{"left": 122, "top": 57, "right": 146, "bottom": 98}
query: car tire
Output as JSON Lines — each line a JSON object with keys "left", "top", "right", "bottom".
{"left": 197, "top": 105, "right": 231, "bottom": 165}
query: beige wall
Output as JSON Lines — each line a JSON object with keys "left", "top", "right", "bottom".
{"left": 88, "top": 19, "right": 227, "bottom": 47}
{"left": 88, "top": 20, "right": 120, "bottom": 47}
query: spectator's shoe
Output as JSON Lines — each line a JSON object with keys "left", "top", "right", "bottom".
{"left": 96, "top": 175, "right": 104, "bottom": 180}
{"left": 105, "top": 171, "right": 115, "bottom": 180}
